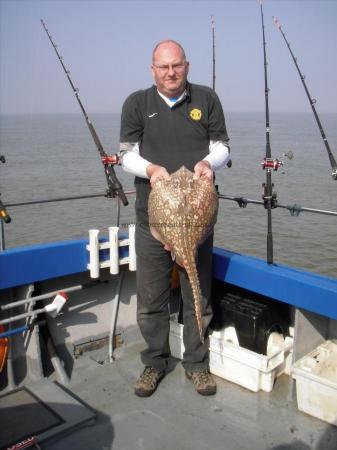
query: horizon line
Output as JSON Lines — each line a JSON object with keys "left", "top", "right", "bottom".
{"left": 1, "top": 110, "right": 337, "bottom": 117}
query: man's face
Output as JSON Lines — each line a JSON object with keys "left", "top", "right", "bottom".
{"left": 151, "top": 42, "right": 189, "bottom": 98}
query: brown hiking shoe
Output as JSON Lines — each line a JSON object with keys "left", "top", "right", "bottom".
{"left": 186, "top": 369, "right": 217, "bottom": 395}
{"left": 134, "top": 366, "right": 165, "bottom": 397}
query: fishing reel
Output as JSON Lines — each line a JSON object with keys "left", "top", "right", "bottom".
{"left": 261, "top": 151, "right": 294, "bottom": 174}
{"left": 261, "top": 158, "right": 283, "bottom": 171}
{"left": 101, "top": 154, "right": 119, "bottom": 166}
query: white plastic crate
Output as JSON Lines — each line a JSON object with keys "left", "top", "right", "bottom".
{"left": 169, "top": 318, "right": 240, "bottom": 360}
{"left": 209, "top": 330, "right": 293, "bottom": 392}
{"left": 169, "top": 317, "right": 293, "bottom": 392}
{"left": 292, "top": 340, "right": 337, "bottom": 425}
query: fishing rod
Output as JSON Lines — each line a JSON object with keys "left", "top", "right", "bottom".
{"left": 40, "top": 19, "right": 128, "bottom": 205}
{"left": 273, "top": 16, "right": 337, "bottom": 181}
{"left": 211, "top": 15, "right": 216, "bottom": 90}
{"left": 259, "top": 1, "right": 282, "bottom": 265}
{"left": 211, "top": 16, "right": 232, "bottom": 169}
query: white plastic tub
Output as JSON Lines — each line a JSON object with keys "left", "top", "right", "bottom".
{"left": 292, "top": 340, "right": 337, "bottom": 425}
{"left": 169, "top": 317, "right": 293, "bottom": 392}
{"left": 209, "top": 330, "right": 293, "bottom": 393}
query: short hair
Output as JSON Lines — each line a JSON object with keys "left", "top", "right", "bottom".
{"left": 152, "top": 40, "right": 187, "bottom": 63}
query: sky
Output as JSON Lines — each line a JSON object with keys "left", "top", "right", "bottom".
{"left": 0, "top": 0, "right": 337, "bottom": 115}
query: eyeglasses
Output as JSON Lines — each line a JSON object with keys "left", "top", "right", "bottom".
{"left": 153, "top": 62, "right": 186, "bottom": 73}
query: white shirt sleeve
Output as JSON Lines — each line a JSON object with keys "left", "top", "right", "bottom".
{"left": 120, "top": 142, "right": 151, "bottom": 179}
{"left": 120, "top": 139, "right": 230, "bottom": 178}
{"left": 203, "top": 140, "right": 230, "bottom": 170}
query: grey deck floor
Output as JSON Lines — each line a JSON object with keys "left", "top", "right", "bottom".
{"left": 45, "top": 341, "right": 337, "bottom": 450}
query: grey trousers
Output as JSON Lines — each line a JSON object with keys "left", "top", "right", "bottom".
{"left": 135, "top": 221, "right": 214, "bottom": 373}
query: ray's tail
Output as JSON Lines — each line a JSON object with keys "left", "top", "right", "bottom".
{"left": 183, "top": 249, "right": 204, "bottom": 343}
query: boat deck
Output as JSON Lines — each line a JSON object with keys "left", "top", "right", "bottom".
{"left": 41, "top": 339, "right": 337, "bottom": 450}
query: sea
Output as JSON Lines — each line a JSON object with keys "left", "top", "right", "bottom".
{"left": 0, "top": 112, "right": 336, "bottom": 278}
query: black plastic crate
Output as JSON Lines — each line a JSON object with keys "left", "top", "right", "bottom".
{"left": 211, "top": 280, "right": 291, "bottom": 354}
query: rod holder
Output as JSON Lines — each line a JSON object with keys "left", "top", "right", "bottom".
{"left": 87, "top": 225, "right": 136, "bottom": 278}
{"left": 88, "top": 229, "right": 100, "bottom": 278}
{"left": 128, "top": 224, "right": 136, "bottom": 271}
{"left": 109, "top": 226, "right": 119, "bottom": 275}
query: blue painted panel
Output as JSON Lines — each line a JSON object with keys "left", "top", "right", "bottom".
{"left": 0, "top": 239, "right": 88, "bottom": 290}
{"left": 0, "top": 234, "right": 129, "bottom": 290}
{"left": 1, "top": 239, "right": 337, "bottom": 321}
{"left": 213, "top": 247, "right": 337, "bottom": 320}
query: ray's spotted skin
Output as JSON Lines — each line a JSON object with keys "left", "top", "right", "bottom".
{"left": 148, "top": 166, "right": 218, "bottom": 342}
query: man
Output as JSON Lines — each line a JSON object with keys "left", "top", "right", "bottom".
{"left": 119, "top": 40, "right": 230, "bottom": 396}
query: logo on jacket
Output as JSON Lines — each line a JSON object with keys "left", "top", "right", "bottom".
{"left": 189, "top": 108, "right": 202, "bottom": 121}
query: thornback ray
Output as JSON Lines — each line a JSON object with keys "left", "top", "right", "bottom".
{"left": 148, "top": 166, "right": 218, "bottom": 342}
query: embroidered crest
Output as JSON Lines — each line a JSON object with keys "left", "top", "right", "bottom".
{"left": 189, "top": 108, "right": 202, "bottom": 121}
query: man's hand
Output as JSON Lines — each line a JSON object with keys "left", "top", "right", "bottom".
{"left": 193, "top": 160, "right": 213, "bottom": 181}
{"left": 146, "top": 164, "right": 170, "bottom": 187}
{"left": 101, "top": 154, "right": 119, "bottom": 165}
